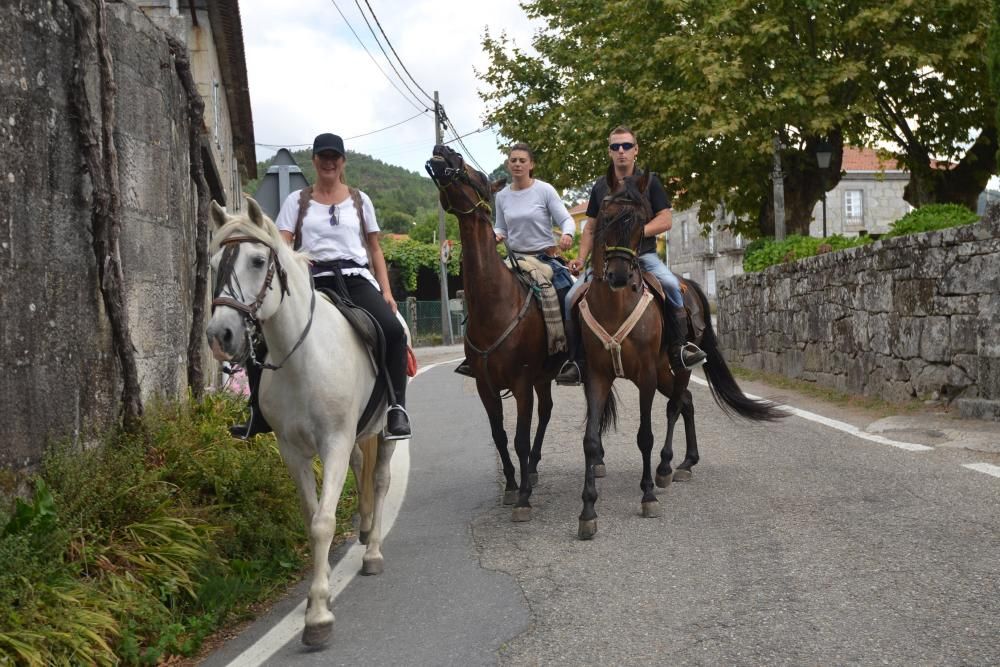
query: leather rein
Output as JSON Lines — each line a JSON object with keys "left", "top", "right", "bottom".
{"left": 211, "top": 235, "right": 316, "bottom": 371}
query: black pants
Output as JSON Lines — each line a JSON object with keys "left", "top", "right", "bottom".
{"left": 314, "top": 274, "right": 407, "bottom": 406}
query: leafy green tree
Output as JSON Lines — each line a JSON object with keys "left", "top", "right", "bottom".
{"left": 480, "top": 0, "right": 995, "bottom": 237}
{"left": 379, "top": 210, "right": 415, "bottom": 234}
{"left": 409, "top": 210, "right": 460, "bottom": 243}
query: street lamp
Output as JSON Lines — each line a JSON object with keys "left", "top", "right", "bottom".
{"left": 815, "top": 139, "right": 832, "bottom": 238}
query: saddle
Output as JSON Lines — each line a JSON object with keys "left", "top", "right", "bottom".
{"left": 315, "top": 286, "right": 388, "bottom": 436}
{"left": 506, "top": 253, "right": 566, "bottom": 355}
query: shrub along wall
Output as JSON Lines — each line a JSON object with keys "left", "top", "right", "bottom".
{"left": 717, "top": 205, "right": 1000, "bottom": 420}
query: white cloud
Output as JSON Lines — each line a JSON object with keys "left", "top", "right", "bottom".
{"left": 240, "top": 0, "right": 540, "bottom": 176}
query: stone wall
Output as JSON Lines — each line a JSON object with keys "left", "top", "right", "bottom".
{"left": 0, "top": 1, "right": 197, "bottom": 469}
{"left": 717, "top": 208, "right": 1000, "bottom": 420}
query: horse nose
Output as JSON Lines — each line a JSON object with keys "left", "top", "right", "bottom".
{"left": 206, "top": 322, "right": 237, "bottom": 360}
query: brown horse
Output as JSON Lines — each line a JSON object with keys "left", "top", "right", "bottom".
{"left": 575, "top": 171, "right": 784, "bottom": 540}
{"left": 425, "top": 145, "right": 564, "bottom": 522}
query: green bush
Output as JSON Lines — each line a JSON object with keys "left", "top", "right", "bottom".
{"left": 884, "top": 203, "right": 978, "bottom": 238}
{"left": 0, "top": 392, "right": 358, "bottom": 665}
{"left": 742, "top": 234, "right": 872, "bottom": 272}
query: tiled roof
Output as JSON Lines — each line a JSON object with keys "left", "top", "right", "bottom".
{"left": 842, "top": 146, "right": 901, "bottom": 172}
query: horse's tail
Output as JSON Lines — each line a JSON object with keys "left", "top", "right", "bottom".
{"left": 687, "top": 280, "right": 786, "bottom": 422}
{"left": 586, "top": 384, "right": 620, "bottom": 436}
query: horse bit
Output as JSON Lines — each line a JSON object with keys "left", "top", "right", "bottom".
{"left": 212, "top": 235, "right": 316, "bottom": 371}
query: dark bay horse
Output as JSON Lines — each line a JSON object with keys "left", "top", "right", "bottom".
{"left": 576, "top": 172, "right": 784, "bottom": 540}
{"left": 425, "top": 145, "right": 565, "bottom": 522}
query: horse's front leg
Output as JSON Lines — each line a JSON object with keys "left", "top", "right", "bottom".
{"left": 281, "top": 442, "right": 320, "bottom": 535}
{"left": 656, "top": 397, "right": 681, "bottom": 487}
{"left": 637, "top": 378, "right": 660, "bottom": 518}
{"left": 301, "top": 434, "right": 353, "bottom": 647}
{"left": 674, "top": 389, "right": 699, "bottom": 481}
{"left": 360, "top": 434, "right": 396, "bottom": 576}
{"left": 579, "top": 375, "right": 613, "bottom": 540}
{"left": 475, "top": 378, "right": 517, "bottom": 505}
{"left": 528, "top": 380, "right": 553, "bottom": 486}
{"left": 511, "top": 379, "right": 535, "bottom": 522}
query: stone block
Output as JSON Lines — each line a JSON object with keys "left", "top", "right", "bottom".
{"left": 892, "top": 279, "right": 934, "bottom": 316}
{"left": 950, "top": 316, "right": 978, "bottom": 355}
{"left": 919, "top": 316, "right": 951, "bottom": 363}
{"left": 955, "top": 398, "right": 1000, "bottom": 421}
{"left": 942, "top": 254, "right": 1000, "bottom": 295}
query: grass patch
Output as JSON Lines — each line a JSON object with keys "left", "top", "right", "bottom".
{"left": 729, "top": 364, "right": 925, "bottom": 418}
{"left": 0, "top": 392, "right": 358, "bottom": 665}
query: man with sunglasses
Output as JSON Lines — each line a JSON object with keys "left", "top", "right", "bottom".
{"left": 556, "top": 126, "right": 706, "bottom": 385}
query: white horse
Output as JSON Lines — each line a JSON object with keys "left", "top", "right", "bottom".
{"left": 205, "top": 198, "right": 398, "bottom": 647}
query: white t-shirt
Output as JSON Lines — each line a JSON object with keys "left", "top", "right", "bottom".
{"left": 275, "top": 189, "right": 381, "bottom": 290}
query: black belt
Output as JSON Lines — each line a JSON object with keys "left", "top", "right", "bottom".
{"left": 310, "top": 259, "right": 368, "bottom": 276}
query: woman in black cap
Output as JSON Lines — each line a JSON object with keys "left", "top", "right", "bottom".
{"left": 232, "top": 133, "right": 411, "bottom": 440}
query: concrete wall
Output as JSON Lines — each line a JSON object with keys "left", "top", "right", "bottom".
{"left": 0, "top": 1, "right": 200, "bottom": 469}
{"left": 717, "top": 208, "right": 1000, "bottom": 420}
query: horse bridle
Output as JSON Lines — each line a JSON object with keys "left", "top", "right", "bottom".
{"left": 212, "top": 235, "right": 315, "bottom": 371}
{"left": 425, "top": 159, "right": 493, "bottom": 217}
{"left": 596, "top": 204, "right": 642, "bottom": 281}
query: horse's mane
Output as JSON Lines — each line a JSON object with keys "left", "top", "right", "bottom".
{"left": 210, "top": 212, "right": 311, "bottom": 271}
{"left": 594, "top": 172, "right": 651, "bottom": 249}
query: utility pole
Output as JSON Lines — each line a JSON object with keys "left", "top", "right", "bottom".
{"left": 434, "top": 91, "right": 454, "bottom": 345}
{"left": 772, "top": 135, "right": 786, "bottom": 241}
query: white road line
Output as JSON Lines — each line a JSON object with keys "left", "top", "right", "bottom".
{"left": 227, "top": 357, "right": 464, "bottom": 667}
{"left": 688, "top": 375, "right": 933, "bottom": 452}
{"left": 962, "top": 462, "right": 1000, "bottom": 478}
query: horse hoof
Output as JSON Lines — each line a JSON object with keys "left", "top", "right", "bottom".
{"left": 361, "top": 557, "right": 384, "bottom": 576}
{"left": 593, "top": 464, "right": 606, "bottom": 478}
{"left": 641, "top": 500, "right": 662, "bottom": 518}
{"left": 301, "top": 620, "right": 333, "bottom": 647}
{"left": 673, "top": 469, "right": 693, "bottom": 482}
{"left": 578, "top": 518, "right": 597, "bottom": 540}
{"left": 358, "top": 530, "right": 370, "bottom": 545}
{"left": 655, "top": 472, "right": 673, "bottom": 488}
{"left": 511, "top": 506, "right": 532, "bottom": 522}
{"left": 503, "top": 489, "right": 518, "bottom": 505}
{"left": 529, "top": 472, "right": 538, "bottom": 486}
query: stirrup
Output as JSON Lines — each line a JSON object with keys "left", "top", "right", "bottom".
{"left": 680, "top": 342, "right": 707, "bottom": 369}
{"left": 454, "top": 362, "right": 474, "bottom": 378}
{"left": 383, "top": 404, "right": 411, "bottom": 441}
{"left": 555, "top": 360, "right": 582, "bottom": 386}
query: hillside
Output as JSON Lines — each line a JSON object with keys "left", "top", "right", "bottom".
{"left": 246, "top": 148, "right": 441, "bottom": 233}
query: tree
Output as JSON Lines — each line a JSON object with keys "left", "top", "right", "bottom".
{"left": 409, "top": 210, "right": 460, "bottom": 243}
{"left": 480, "top": 0, "right": 995, "bottom": 237}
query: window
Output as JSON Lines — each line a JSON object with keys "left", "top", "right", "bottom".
{"left": 706, "top": 269, "right": 717, "bottom": 297}
{"left": 707, "top": 224, "right": 716, "bottom": 254}
{"left": 681, "top": 220, "right": 690, "bottom": 250}
{"left": 844, "top": 189, "right": 863, "bottom": 225}
{"left": 734, "top": 233, "right": 744, "bottom": 249}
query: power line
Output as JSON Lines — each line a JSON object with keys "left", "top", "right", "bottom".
{"left": 359, "top": 0, "right": 436, "bottom": 106}
{"left": 439, "top": 105, "right": 488, "bottom": 173}
{"left": 254, "top": 111, "right": 429, "bottom": 149}
{"left": 327, "top": 0, "right": 427, "bottom": 112}
{"left": 351, "top": 0, "right": 432, "bottom": 110}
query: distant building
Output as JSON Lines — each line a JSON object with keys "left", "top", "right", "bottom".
{"left": 138, "top": 0, "right": 257, "bottom": 210}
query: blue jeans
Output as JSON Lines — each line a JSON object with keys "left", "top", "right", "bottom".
{"left": 533, "top": 254, "right": 574, "bottom": 290}
{"left": 637, "top": 252, "right": 683, "bottom": 308}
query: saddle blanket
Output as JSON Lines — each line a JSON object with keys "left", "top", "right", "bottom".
{"left": 508, "top": 254, "right": 567, "bottom": 355}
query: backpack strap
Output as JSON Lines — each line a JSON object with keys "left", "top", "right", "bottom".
{"left": 349, "top": 187, "right": 368, "bottom": 238}
{"left": 293, "top": 186, "right": 313, "bottom": 251}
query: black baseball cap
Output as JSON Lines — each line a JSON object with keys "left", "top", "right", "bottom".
{"left": 312, "top": 133, "right": 345, "bottom": 157}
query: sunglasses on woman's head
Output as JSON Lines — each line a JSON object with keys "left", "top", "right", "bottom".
{"left": 609, "top": 142, "right": 636, "bottom": 152}
{"left": 329, "top": 204, "right": 339, "bottom": 226}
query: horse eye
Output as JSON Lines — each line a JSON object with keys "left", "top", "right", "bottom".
{"left": 251, "top": 255, "right": 267, "bottom": 269}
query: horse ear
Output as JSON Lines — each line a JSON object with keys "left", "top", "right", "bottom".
{"left": 605, "top": 162, "right": 618, "bottom": 193}
{"left": 246, "top": 197, "right": 266, "bottom": 227}
{"left": 210, "top": 200, "right": 229, "bottom": 229}
{"left": 637, "top": 169, "right": 650, "bottom": 192}
{"left": 491, "top": 178, "right": 507, "bottom": 194}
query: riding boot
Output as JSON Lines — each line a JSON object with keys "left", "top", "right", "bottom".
{"left": 229, "top": 359, "right": 273, "bottom": 439}
{"left": 666, "top": 306, "right": 707, "bottom": 373}
{"left": 454, "top": 357, "right": 474, "bottom": 377}
{"left": 555, "top": 315, "right": 584, "bottom": 386}
{"left": 384, "top": 380, "right": 412, "bottom": 440}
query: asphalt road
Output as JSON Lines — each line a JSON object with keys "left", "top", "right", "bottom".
{"left": 204, "top": 345, "right": 999, "bottom": 666}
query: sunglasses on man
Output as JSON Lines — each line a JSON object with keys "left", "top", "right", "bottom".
{"left": 609, "top": 142, "right": 636, "bottom": 152}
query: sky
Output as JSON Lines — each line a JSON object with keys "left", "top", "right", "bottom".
{"left": 239, "top": 0, "right": 540, "bottom": 177}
